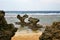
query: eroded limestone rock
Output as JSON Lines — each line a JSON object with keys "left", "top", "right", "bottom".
{"left": 16, "top": 14, "right": 28, "bottom": 27}
{"left": 16, "top": 15, "right": 43, "bottom": 31}
{"left": 39, "top": 22, "right": 60, "bottom": 40}
{"left": 0, "top": 10, "right": 17, "bottom": 40}
{"left": 28, "top": 17, "right": 43, "bottom": 31}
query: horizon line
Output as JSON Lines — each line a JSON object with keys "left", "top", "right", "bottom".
{"left": 5, "top": 11, "right": 60, "bottom": 13}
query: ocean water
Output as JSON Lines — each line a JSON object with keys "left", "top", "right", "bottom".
{"left": 5, "top": 13, "right": 60, "bottom": 33}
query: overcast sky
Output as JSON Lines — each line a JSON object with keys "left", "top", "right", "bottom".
{"left": 0, "top": 0, "right": 60, "bottom": 11}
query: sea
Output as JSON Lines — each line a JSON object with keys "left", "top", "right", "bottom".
{"left": 4, "top": 11, "right": 60, "bottom": 33}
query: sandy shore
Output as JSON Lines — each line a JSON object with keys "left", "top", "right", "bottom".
{"left": 11, "top": 32, "right": 42, "bottom": 40}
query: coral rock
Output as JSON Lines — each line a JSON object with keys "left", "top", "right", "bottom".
{"left": 0, "top": 10, "right": 17, "bottom": 40}
{"left": 39, "top": 22, "right": 60, "bottom": 40}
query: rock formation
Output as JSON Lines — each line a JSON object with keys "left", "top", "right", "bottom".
{"left": 16, "top": 15, "right": 43, "bottom": 31}
{"left": 28, "top": 17, "right": 43, "bottom": 31}
{"left": 16, "top": 14, "right": 28, "bottom": 27}
{"left": 0, "top": 10, "right": 17, "bottom": 40}
{"left": 39, "top": 22, "right": 60, "bottom": 40}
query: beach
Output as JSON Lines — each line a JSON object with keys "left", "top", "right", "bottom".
{"left": 12, "top": 32, "right": 42, "bottom": 40}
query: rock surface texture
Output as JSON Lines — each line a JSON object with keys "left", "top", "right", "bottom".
{"left": 16, "top": 15, "right": 43, "bottom": 31}
{"left": 0, "top": 10, "right": 17, "bottom": 40}
{"left": 39, "top": 22, "right": 60, "bottom": 40}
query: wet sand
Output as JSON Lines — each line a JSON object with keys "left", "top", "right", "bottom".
{"left": 12, "top": 32, "right": 42, "bottom": 40}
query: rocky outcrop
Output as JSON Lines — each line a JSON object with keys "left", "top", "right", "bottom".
{"left": 28, "top": 17, "right": 43, "bottom": 31}
{"left": 0, "top": 10, "right": 17, "bottom": 40}
{"left": 16, "top": 14, "right": 43, "bottom": 31}
{"left": 16, "top": 14, "right": 28, "bottom": 27}
{"left": 39, "top": 22, "right": 60, "bottom": 40}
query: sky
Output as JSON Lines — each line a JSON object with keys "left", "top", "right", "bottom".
{"left": 0, "top": 0, "right": 60, "bottom": 11}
